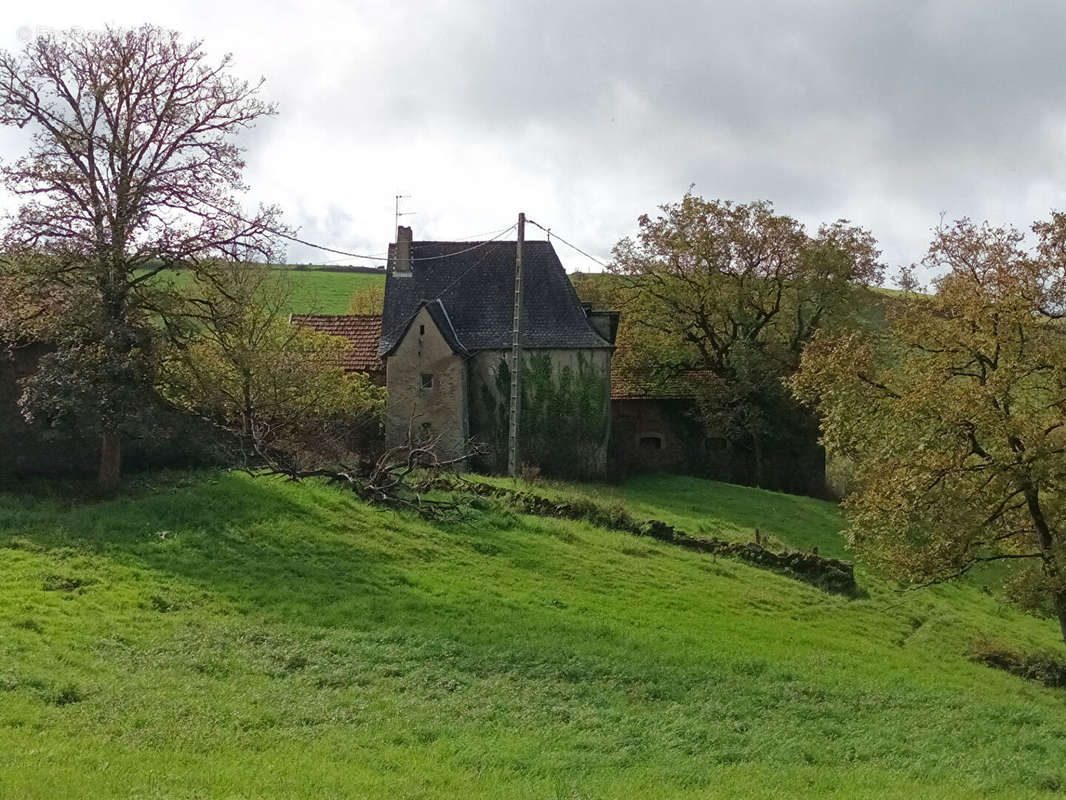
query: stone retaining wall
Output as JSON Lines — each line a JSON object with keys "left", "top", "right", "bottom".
{"left": 417, "top": 476, "right": 859, "bottom": 596}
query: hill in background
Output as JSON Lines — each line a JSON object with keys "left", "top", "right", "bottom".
{"left": 153, "top": 266, "right": 386, "bottom": 315}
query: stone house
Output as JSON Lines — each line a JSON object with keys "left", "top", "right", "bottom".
{"left": 377, "top": 226, "right": 616, "bottom": 477}
{"left": 286, "top": 233, "right": 830, "bottom": 495}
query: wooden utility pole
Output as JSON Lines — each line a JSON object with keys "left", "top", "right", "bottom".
{"left": 508, "top": 212, "right": 525, "bottom": 478}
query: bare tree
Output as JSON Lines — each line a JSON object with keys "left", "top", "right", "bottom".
{"left": 0, "top": 25, "right": 284, "bottom": 490}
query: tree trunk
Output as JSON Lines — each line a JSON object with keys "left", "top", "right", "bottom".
{"left": 1022, "top": 483, "right": 1066, "bottom": 649}
{"left": 98, "top": 429, "right": 122, "bottom": 492}
{"left": 1054, "top": 591, "right": 1066, "bottom": 649}
{"left": 242, "top": 381, "right": 253, "bottom": 438}
{"left": 752, "top": 433, "right": 765, "bottom": 489}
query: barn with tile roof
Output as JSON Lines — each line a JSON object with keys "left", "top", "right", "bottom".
{"left": 379, "top": 226, "right": 616, "bottom": 476}
{"left": 608, "top": 366, "right": 712, "bottom": 476}
{"left": 290, "top": 314, "right": 384, "bottom": 383}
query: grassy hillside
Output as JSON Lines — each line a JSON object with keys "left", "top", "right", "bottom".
{"left": 2, "top": 472, "right": 1066, "bottom": 798}
{"left": 478, "top": 473, "right": 850, "bottom": 559}
{"left": 154, "top": 267, "right": 385, "bottom": 314}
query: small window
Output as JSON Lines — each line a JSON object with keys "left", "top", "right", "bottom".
{"left": 420, "top": 422, "right": 432, "bottom": 436}
{"left": 639, "top": 435, "right": 663, "bottom": 451}
{"left": 420, "top": 373, "right": 434, "bottom": 390}
{"left": 419, "top": 324, "right": 425, "bottom": 336}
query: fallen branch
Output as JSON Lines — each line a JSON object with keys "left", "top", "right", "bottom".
{"left": 250, "top": 432, "right": 481, "bottom": 519}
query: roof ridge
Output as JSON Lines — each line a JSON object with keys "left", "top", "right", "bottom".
{"left": 291, "top": 313, "right": 382, "bottom": 320}
{"left": 380, "top": 238, "right": 611, "bottom": 352}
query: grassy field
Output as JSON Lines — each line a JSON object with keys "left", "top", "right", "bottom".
{"left": 154, "top": 267, "right": 385, "bottom": 314}
{"left": 2, "top": 471, "right": 1066, "bottom": 798}
{"left": 477, "top": 473, "right": 850, "bottom": 559}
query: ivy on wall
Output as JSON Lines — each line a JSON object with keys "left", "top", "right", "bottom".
{"left": 470, "top": 352, "right": 609, "bottom": 478}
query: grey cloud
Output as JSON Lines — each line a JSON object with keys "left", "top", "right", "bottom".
{"left": 6, "top": 0, "right": 1066, "bottom": 275}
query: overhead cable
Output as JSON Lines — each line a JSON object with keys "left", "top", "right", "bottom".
{"left": 525, "top": 218, "right": 610, "bottom": 269}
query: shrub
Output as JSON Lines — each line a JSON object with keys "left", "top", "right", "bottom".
{"left": 50, "top": 682, "right": 85, "bottom": 706}
{"left": 518, "top": 463, "right": 541, "bottom": 484}
{"left": 972, "top": 638, "right": 1066, "bottom": 688}
{"left": 42, "top": 574, "right": 84, "bottom": 592}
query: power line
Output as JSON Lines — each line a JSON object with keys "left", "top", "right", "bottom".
{"left": 278, "top": 221, "right": 520, "bottom": 264}
{"left": 377, "top": 223, "right": 519, "bottom": 348}
{"left": 272, "top": 229, "right": 390, "bottom": 261}
{"left": 414, "top": 226, "right": 519, "bottom": 263}
{"left": 287, "top": 226, "right": 517, "bottom": 266}
{"left": 449, "top": 224, "right": 518, "bottom": 242}
{"left": 203, "top": 200, "right": 517, "bottom": 264}
{"left": 280, "top": 223, "right": 521, "bottom": 263}
{"left": 525, "top": 218, "right": 610, "bottom": 269}
{"left": 319, "top": 253, "right": 389, "bottom": 265}
{"left": 430, "top": 224, "right": 519, "bottom": 299}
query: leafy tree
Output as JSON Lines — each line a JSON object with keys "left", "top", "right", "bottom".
{"left": 164, "top": 263, "right": 384, "bottom": 463}
{"left": 793, "top": 216, "right": 1066, "bottom": 646}
{"left": 610, "top": 193, "right": 883, "bottom": 486}
{"left": 570, "top": 272, "right": 619, "bottom": 309}
{"left": 0, "top": 253, "right": 62, "bottom": 348}
{"left": 0, "top": 26, "right": 283, "bottom": 488}
{"left": 347, "top": 283, "right": 385, "bottom": 315}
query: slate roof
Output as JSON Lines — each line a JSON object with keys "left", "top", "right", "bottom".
{"left": 291, "top": 314, "right": 383, "bottom": 374}
{"left": 381, "top": 298, "right": 469, "bottom": 356}
{"left": 378, "top": 240, "right": 611, "bottom": 356}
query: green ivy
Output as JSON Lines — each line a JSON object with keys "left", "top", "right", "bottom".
{"left": 469, "top": 353, "right": 609, "bottom": 478}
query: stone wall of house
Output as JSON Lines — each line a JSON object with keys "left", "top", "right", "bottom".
{"left": 609, "top": 398, "right": 702, "bottom": 476}
{"left": 467, "top": 348, "right": 612, "bottom": 478}
{"left": 383, "top": 306, "right": 468, "bottom": 459}
{"left": 609, "top": 395, "right": 829, "bottom": 497}
{"left": 0, "top": 344, "right": 96, "bottom": 479}
{"left": 1, "top": 344, "right": 227, "bottom": 482}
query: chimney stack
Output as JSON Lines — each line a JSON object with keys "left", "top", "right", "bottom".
{"left": 392, "top": 225, "right": 413, "bottom": 277}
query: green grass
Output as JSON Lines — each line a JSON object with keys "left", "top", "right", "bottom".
{"left": 283, "top": 271, "right": 383, "bottom": 314}
{"left": 2, "top": 471, "right": 1066, "bottom": 798}
{"left": 477, "top": 473, "right": 850, "bottom": 559}
{"left": 154, "top": 267, "right": 385, "bottom": 314}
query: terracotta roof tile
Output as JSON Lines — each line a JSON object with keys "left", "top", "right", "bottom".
{"left": 291, "top": 314, "right": 383, "bottom": 374}
{"left": 610, "top": 364, "right": 714, "bottom": 400}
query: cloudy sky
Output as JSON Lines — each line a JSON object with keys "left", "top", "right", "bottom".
{"left": 3, "top": 0, "right": 1066, "bottom": 279}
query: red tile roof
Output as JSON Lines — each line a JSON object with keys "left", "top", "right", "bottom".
{"left": 611, "top": 364, "right": 714, "bottom": 400}
{"left": 291, "top": 314, "right": 383, "bottom": 374}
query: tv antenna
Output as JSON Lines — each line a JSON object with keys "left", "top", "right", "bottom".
{"left": 395, "top": 195, "right": 415, "bottom": 231}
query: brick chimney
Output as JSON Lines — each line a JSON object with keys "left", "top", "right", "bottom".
{"left": 392, "top": 225, "right": 413, "bottom": 277}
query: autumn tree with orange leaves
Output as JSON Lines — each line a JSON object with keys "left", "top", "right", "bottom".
{"left": 794, "top": 215, "right": 1066, "bottom": 646}
{"left": 610, "top": 193, "right": 883, "bottom": 489}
